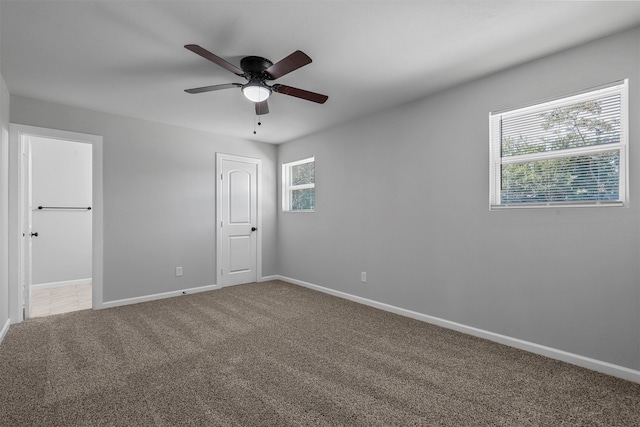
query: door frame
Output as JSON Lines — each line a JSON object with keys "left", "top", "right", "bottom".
{"left": 8, "top": 124, "right": 103, "bottom": 323}
{"left": 216, "top": 153, "right": 262, "bottom": 287}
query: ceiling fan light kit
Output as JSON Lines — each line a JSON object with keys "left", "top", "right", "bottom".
{"left": 184, "top": 44, "right": 328, "bottom": 119}
{"left": 242, "top": 82, "right": 271, "bottom": 103}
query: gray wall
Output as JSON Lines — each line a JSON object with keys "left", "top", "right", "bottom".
{"left": 0, "top": 0, "right": 9, "bottom": 333}
{"left": 277, "top": 27, "right": 640, "bottom": 370}
{"left": 10, "top": 97, "right": 277, "bottom": 302}
{"left": 0, "top": 73, "right": 10, "bottom": 331}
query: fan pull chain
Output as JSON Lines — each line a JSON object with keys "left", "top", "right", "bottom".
{"left": 253, "top": 115, "right": 263, "bottom": 135}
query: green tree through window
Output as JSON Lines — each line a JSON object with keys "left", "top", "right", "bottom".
{"left": 290, "top": 161, "right": 315, "bottom": 210}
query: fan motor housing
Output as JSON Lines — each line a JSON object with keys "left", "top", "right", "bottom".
{"left": 240, "top": 56, "right": 273, "bottom": 74}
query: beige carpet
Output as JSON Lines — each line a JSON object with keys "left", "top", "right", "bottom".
{"left": 1, "top": 280, "right": 638, "bottom": 426}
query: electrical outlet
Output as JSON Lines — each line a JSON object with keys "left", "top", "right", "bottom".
{"left": 361, "top": 272, "right": 367, "bottom": 283}
{"left": 176, "top": 266, "right": 183, "bottom": 277}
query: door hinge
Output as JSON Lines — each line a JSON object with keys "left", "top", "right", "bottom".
{"left": 221, "top": 269, "right": 223, "bottom": 276}
{"left": 221, "top": 174, "right": 223, "bottom": 180}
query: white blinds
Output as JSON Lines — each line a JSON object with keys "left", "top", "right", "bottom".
{"left": 490, "top": 80, "right": 627, "bottom": 208}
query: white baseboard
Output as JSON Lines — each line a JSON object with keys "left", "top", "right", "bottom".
{"left": 0, "top": 318, "right": 10, "bottom": 346}
{"left": 99, "top": 277, "right": 277, "bottom": 310}
{"left": 31, "top": 278, "right": 92, "bottom": 290}
{"left": 277, "top": 275, "right": 640, "bottom": 384}
{"left": 99, "top": 283, "right": 220, "bottom": 310}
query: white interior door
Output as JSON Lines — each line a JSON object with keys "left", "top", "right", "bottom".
{"left": 20, "top": 137, "right": 32, "bottom": 318}
{"left": 217, "top": 154, "right": 261, "bottom": 287}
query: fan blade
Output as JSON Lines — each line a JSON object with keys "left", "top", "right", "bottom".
{"left": 255, "top": 100, "right": 269, "bottom": 115}
{"left": 265, "top": 50, "right": 312, "bottom": 80}
{"left": 184, "top": 83, "right": 242, "bottom": 94}
{"left": 185, "top": 44, "right": 244, "bottom": 76}
{"left": 273, "top": 84, "right": 328, "bottom": 104}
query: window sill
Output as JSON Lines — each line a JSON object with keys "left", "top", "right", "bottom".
{"left": 490, "top": 201, "right": 626, "bottom": 210}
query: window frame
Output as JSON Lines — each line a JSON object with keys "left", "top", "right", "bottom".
{"left": 282, "top": 156, "right": 315, "bottom": 212}
{"left": 489, "top": 79, "right": 629, "bottom": 210}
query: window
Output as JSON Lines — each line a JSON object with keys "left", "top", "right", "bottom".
{"left": 490, "top": 80, "right": 628, "bottom": 209}
{"left": 283, "top": 157, "right": 315, "bottom": 212}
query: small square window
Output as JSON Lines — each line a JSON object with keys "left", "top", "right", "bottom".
{"left": 489, "top": 80, "right": 628, "bottom": 209}
{"left": 283, "top": 157, "right": 315, "bottom": 212}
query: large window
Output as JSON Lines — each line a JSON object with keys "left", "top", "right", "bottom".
{"left": 282, "top": 157, "right": 315, "bottom": 212}
{"left": 490, "top": 80, "right": 628, "bottom": 209}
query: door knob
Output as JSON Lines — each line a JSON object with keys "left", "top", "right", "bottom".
{"left": 251, "top": 227, "right": 257, "bottom": 232}
{"left": 30, "top": 232, "right": 39, "bottom": 237}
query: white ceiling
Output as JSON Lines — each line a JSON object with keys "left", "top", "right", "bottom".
{"left": 1, "top": 1, "right": 639, "bottom": 144}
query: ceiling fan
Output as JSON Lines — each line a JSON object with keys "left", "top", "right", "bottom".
{"left": 184, "top": 44, "right": 328, "bottom": 116}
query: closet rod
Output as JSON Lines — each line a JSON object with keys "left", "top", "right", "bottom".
{"left": 38, "top": 206, "right": 91, "bottom": 210}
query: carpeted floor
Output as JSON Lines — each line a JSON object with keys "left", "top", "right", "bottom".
{"left": 0, "top": 280, "right": 638, "bottom": 426}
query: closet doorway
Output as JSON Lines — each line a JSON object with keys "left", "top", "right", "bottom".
{"left": 9, "top": 124, "right": 104, "bottom": 323}
{"left": 25, "top": 136, "right": 92, "bottom": 317}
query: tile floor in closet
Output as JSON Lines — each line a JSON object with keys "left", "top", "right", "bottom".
{"left": 30, "top": 283, "right": 92, "bottom": 317}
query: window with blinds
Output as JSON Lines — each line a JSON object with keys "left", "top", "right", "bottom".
{"left": 489, "top": 80, "right": 628, "bottom": 209}
{"left": 282, "top": 157, "right": 315, "bottom": 212}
